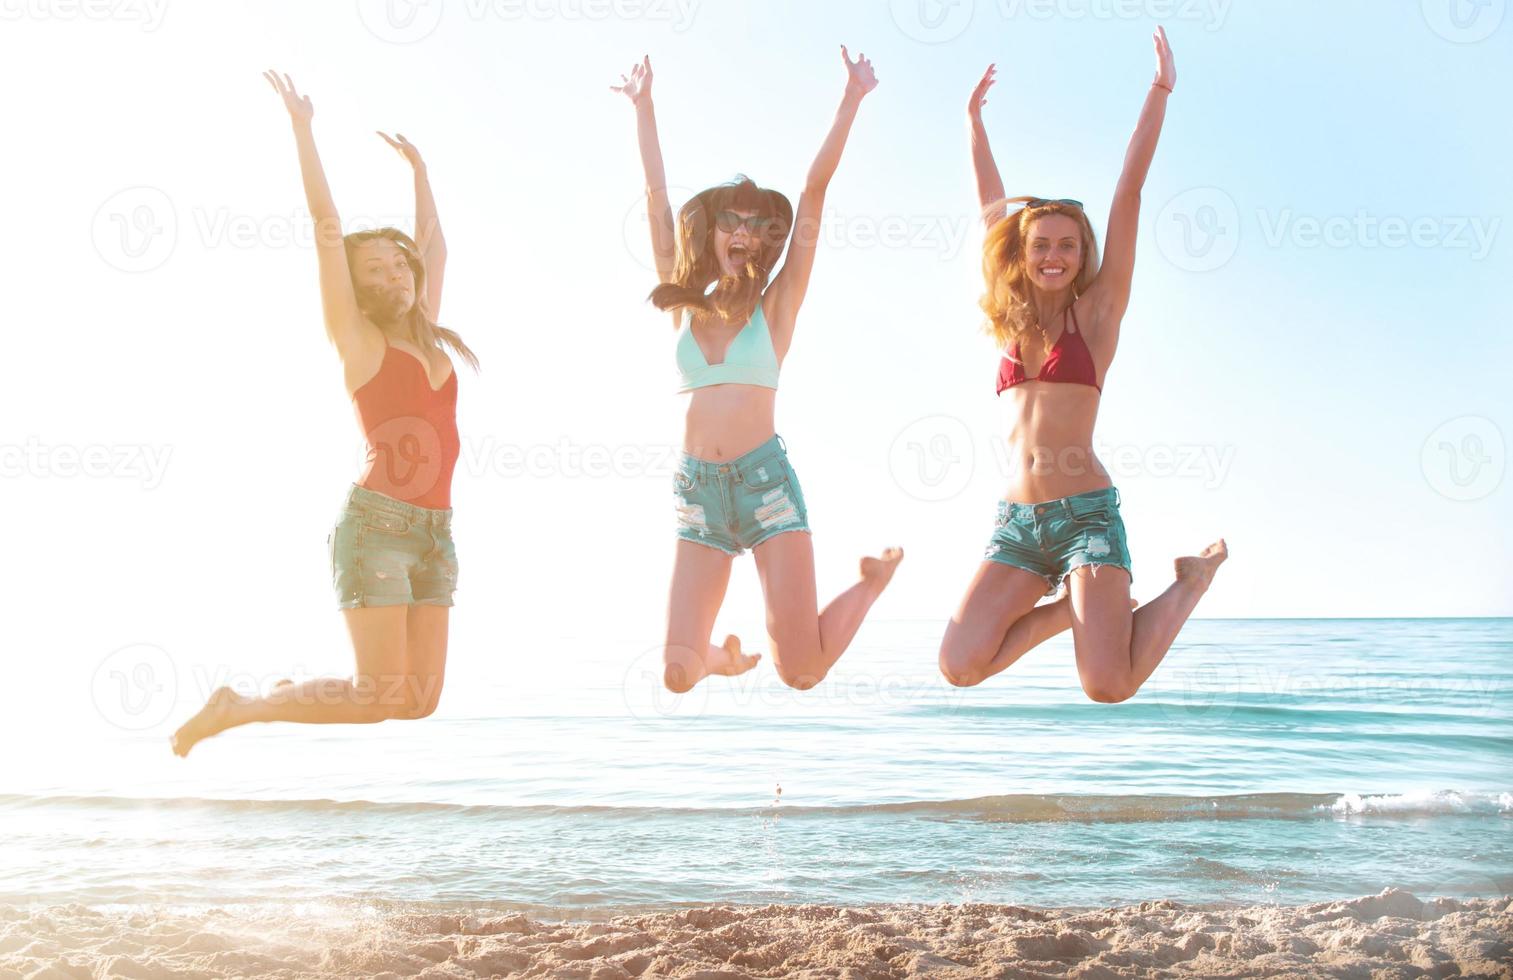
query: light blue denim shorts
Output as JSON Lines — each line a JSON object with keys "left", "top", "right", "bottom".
{"left": 984, "top": 486, "right": 1132, "bottom": 595}
{"left": 328, "top": 484, "right": 458, "bottom": 610}
{"left": 673, "top": 434, "right": 811, "bottom": 556}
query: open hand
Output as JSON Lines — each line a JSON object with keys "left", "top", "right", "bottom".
{"left": 969, "top": 63, "right": 996, "bottom": 118}
{"left": 263, "top": 70, "right": 313, "bottom": 123}
{"left": 842, "top": 45, "right": 878, "bottom": 97}
{"left": 1152, "top": 26, "right": 1176, "bottom": 91}
{"left": 611, "top": 55, "right": 654, "bottom": 105}
{"left": 377, "top": 131, "right": 426, "bottom": 171}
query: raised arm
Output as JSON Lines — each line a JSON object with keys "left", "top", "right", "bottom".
{"left": 765, "top": 46, "right": 878, "bottom": 335}
{"left": 612, "top": 56, "right": 677, "bottom": 317}
{"left": 1090, "top": 27, "right": 1175, "bottom": 333}
{"left": 264, "top": 71, "right": 368, "bottom": 360}
{"left": 968, "top": 64, "right": 1007, "bottom": 226}
{"left": 379, "top": 132, "right": 447, "bottom": 320}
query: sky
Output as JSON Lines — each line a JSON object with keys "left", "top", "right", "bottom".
{"left": 0, "top": 0, "right": 1509, "bottom": 738}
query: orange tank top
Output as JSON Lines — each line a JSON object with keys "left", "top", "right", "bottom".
{"left": 351, "top": 345, "right": 459, "bottom": 510}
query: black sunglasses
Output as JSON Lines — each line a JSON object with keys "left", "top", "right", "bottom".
{"left": 1024, "top": 197, "right": 1084, "bottom": 210}
{"left": 714, "top": 210, "right": 776, "bottom": 234}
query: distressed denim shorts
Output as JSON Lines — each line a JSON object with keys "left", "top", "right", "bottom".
{"left": 328, "top": 484, "right": 459, "bottom": 610}
{"left": 673, "top": 433, "right": 811, "bottom": 556}
{"left": 984, "top": 486, "right": 1132, "bottom": 596}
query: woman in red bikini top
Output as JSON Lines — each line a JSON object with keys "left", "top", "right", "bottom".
{"left": 171, "top": 71, "right": 479, "bottom": 758}
{"left": 938, "top": 28, "right": 1227, "bottom": 706}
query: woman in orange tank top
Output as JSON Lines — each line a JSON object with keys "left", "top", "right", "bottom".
{"left": 171, "top": 71, "right": 479, "bottom": 756}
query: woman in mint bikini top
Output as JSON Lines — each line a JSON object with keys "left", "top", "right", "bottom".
{"left": 614, "top": 49, "right": 904, "bottom": 695}
{"left": 938, "top": 27, "right": 1229, "bottom": 702}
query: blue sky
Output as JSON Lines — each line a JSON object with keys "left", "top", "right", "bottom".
{"left": 0, "top": 0, "right": 1508, "bottom": 720}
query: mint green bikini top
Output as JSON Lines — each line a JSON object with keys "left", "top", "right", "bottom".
{"left": 675, "top": 302, "right": 780, "bottom": 393}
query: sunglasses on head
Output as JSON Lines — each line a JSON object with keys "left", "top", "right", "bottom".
{"left": 714, "top": 210, "right": 776, "bottom": 234}
{"left": 1024, "top": 198, "right": 1084, "bottom": 210}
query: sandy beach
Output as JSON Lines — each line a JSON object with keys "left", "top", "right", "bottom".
{"left": 2, "top": 888, "right": 1507, "bottom": 979}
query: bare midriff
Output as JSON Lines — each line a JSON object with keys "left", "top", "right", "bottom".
{"left": 999, "top": 382, "right": 1111, "bottom": 504}
{"left": 681, "top": 386, "right": 778, "bottom": 460}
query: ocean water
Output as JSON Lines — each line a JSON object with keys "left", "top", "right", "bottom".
{"left": 4, "top": 618, "right": 1509, "bottom": 917}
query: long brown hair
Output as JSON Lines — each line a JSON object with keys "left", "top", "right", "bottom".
{"left": 980, "top": 197, "right": 1101, "bottom": 354}
{"left": 343, "top": 227, "right": 480, "bottom": 371}
{"left": 650, "top": 175, "right": 793, "bottom": 325}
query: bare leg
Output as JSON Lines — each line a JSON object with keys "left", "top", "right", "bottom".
{"left": 170, "top": 605, "right": 431, "bottom": 756}
{"left": 663, "top": 539, "right": 760, "bottom": 693}
{"left": 939, "top": 562, "right": 1056, "bottom": 686}
{"left": 1071, "top": 540, "right": 1228, "bottom": 702}
{"left": 752, "top": 531, "right": 903, "bottom": 689}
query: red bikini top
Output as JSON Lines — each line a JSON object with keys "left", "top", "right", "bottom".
{"left": 996, "top": 305, "right": 1101, "bottom": 394}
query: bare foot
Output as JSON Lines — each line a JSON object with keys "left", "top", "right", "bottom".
{"left": 169, "top": 686, "right": 250, "bottom": 758}
{"left": 1175, "top": 538, "right": 1228, "bottom": 592}
{"left": 860, "top": 547, "right": 905, "bottom": 593}
{"left": 705, "top": 634, "right": 761, "bottom": 678}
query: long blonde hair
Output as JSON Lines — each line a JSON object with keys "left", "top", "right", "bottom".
{"left": 650, "top": 175, "right": 793, "bottom": 325}
{"left": 343, "top": 227, "right": 480, "bottom": 371}
{"left": 980, "top": 197, "right": 1100, "bottom": 354}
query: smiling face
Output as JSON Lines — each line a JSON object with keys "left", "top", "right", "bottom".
{"left": 713, "top": 208, "right": 760, "bottom": 278}
{"left": 1023, "top": 213, "right": 1084, "bottom": 293}
{"left": 350, "top": 237, "right": 417, "bottom": 324}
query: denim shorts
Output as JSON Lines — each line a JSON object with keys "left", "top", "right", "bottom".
{"left": 673, "top": 433, "right": 811, "bottom": 556}
{"left": 983, "top": 486, "right": 1132, "bottom": 595}
{"left": 328, "top": 484, "right": 458, "bottom": 610}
